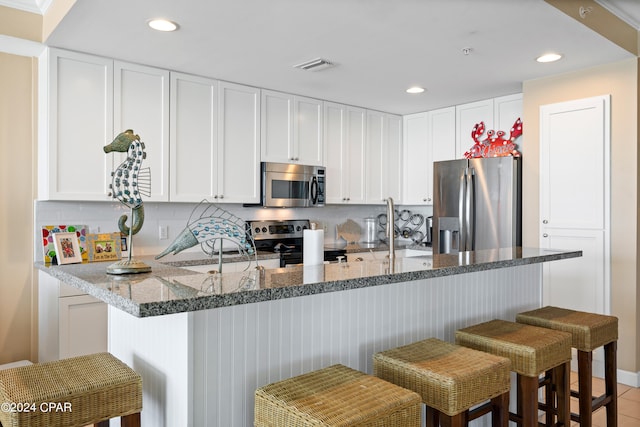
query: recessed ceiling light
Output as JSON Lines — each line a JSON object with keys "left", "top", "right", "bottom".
{"left": 536, "top": 53, "right": 562, "bottom": 63}
{"left": 148, "top": 19, "right": 179, "bottom": 32}
{"left": 406, "top": 86, "right": 425, "bottom": 94}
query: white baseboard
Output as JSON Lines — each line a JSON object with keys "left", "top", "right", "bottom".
{"left": 571, "top": 358, "right": 640, "bottom": 387}
{"left": 617, "top": 369, "right": 640, "bottom": 387}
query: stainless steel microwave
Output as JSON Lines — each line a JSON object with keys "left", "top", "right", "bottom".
{"left": 261, "top": 162, "right": 325, "bottom": 207}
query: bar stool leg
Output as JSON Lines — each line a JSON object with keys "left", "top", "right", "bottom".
{"left": 426, "top": 406, "right": 440, "bottom": 427}
{"left": 518, "top": 375, "right": 538, "bottom": 427}
{"left": 491, "top": 392, "right": 509, "bottom": 427}
{"left": 605, "top": 341, "right": 618, "bottom": 427}
{"left": 554, "top": 361, "right": 571, "bottom": 427}
{"left": 544, "top": 369, "right": 554, "bottom": 426}
{"left": 577, "top": 350, "right": 593, "bottom": 427}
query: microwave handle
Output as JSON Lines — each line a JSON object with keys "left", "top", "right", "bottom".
{"left": 310, "top": 176, "right": 318, "bottom": 204}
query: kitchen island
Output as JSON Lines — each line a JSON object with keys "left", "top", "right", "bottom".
{"left": 37, "top": 247, "right": 580, "bottom": 427}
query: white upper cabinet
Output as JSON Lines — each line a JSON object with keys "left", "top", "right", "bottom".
{"left": 217, "top": 81, "right": 261, "bottom": 203}
{"left": 366, "top": 111, "right": 402, "bottom": 204}
{"left": 455, "top": 94, "right": 523, "bottom": 158}
{"left": 324, "top": 102, "right": 366, "bottom": 204}
{"left": 455, "top": 99, "right": 493, "bottom": 158}
{"left": 170, "top": 72, "right": 219, "bottom": 202}
{"left": 171, "top": 76, "right": 260, "bottom": 203}
{"left": 113, "top": 61, "right": 170, "bottom": 201}
{"left": 41, "top": 48, "right": 114, "bottom": 201}
{"left": 261, "top": 90, "right": 323, "bottom": 166}
{"left": 402, "top": 107, "right": 456, "bottom": 205}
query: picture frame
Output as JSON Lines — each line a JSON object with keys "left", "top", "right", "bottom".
{"left": 41, "top": 225, "right": 88, "bottom": 263}
{"left": 87, "top": 232, "right": 122, "bottom": 262}
{"left": 52, "top": 232, "right": 83, "bottom": 265}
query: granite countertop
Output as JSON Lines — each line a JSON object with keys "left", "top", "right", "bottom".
{"left": 36, "top": 247, "right": 580, "bottom": 318}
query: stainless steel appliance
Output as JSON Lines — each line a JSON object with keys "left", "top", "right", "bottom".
{"left": 433, "top": 157, "right": 521, "bottom": 254}
{"left": 260, "top": 162, "right": 325, "bottom": 208}
{"left": 249, "top": 219, "right": 345, "bottom": 267}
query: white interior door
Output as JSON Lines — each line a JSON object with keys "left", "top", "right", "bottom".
{"left": 540, "top": 95, "right": 610, "bottom": 314}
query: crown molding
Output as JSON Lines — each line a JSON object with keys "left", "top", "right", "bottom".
{"left": 0, "top": 0, "right": 53, "bottom": 14}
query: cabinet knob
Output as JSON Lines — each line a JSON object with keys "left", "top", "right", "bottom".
{"left": 543, "top": 233, "right": 549, "bottom": 238}
{"left": 213, "top": 195, "right": 218, "bottom": 199}
{"left": 219, "top": 195, "right": 224, "bottom": 199}
{"left": 423, "top": 198, "right": 427, "bottom": 202}
{"left": 542, "top": 219, "right": 548, "bottom": 224}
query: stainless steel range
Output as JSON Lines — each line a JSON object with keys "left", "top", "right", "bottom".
{"left": 248, "top": 219, "right": 345, "bottom": 267}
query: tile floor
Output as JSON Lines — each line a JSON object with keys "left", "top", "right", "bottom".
{"left": 569, "top": 371, "right": 640, "bottom": 427}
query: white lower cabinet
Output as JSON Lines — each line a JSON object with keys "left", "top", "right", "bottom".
{"left": 38, "top": 272, "right": 107, "bottom": 362}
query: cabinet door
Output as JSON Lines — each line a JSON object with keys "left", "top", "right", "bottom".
{"left": 59, "top": 295, "right": 108, "bottom": 359}
{"left": 218, "top": 82, "right": 261, "bottom": 203}
{"left": 494, "top": 94, "right": 524, "bottom": 153}
{"left": 384, "top": 114, "right": 403, "bottom": 203}
{"left": 366, "top": 111, "right": 384, "bottom": 204}
{"left": 260, "top": 89, "right": 293, "bottom": 163}
{"left": 345, "top": 106, "right": 367, "bottom": 204}
{"left": 294, "top": 96, "right": 323, "bottom": 165}
{"left": 427, "top": 107, "right": 456, "bottom": 202}
{"left": 366, "top": 112, "right": 402, "bottom": 204}
{"left": 114, "top": 61, "right": 170, "bottom": 201}
{"left": 324, "top": 102, "right": 347, "bottom": 204}
{"left": 45, "top": 49, "right": 114, "bottom": 201}
{"left": 402, "top": 112, "right": 430, "bottom": 204}
{"left": 170, "top": 72, "right": 218, "bottom": 202}
{"left": 455, "top": 99, "right": 493, "bottom": 158}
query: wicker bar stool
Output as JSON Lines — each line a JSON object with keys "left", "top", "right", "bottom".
{"left": 516, "top": 306, "right": 618, "bottom": 427}
{"left": 0, "top": 352, "right": 142, "bottom": 427}
{"left": 254, "top": 364, "right": 421, "bottom": 426}
{"left": 373, "top": 338, "right": 511, "bottom": 427}
{"left": 455, "top": 319, "right": 572, "bottom": 427}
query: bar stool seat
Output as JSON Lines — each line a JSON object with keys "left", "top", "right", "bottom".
{"left": 373, "top": 338, "right": 511, "bottom": 427}
{"left": 455, "top": 319, "right": 572, "bottom": 427}
{"left": 0, "top": 352, "right": 142, "bottom": 427}
{"left": 516, "top": 306, "right": 618, "bottom": 427}
{"left": 254, "top": 364, "right": 422, "bottom": 426}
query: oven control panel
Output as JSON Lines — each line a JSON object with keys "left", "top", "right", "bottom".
{"left": 248, "top": 219, "right": 310, "bottom": 241}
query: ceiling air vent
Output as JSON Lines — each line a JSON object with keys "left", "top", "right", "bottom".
{"left": 293, "top": 58, "right": 334, "bottom": 72}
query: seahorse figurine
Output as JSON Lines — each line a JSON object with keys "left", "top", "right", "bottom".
{"left": 103, "top": 130, "right": 151, "bottom": 236}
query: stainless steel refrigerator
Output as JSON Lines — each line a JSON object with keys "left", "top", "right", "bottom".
{"left": 433, "top": 157, "right": 521, "bottom": 254}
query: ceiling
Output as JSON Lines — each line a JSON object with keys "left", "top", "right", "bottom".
{"left": 16, "top": 0, "right": 640, "bottom": 114}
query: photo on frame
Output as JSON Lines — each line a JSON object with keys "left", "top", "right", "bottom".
{"left": 52, "top": 232, "right": 83, "bottom": 265}
{"left": 87, "top": 232, "right": 122, "bottom": 262}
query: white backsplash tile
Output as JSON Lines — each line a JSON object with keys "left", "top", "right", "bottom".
{"left": 34, "top": 201, "right": 432, "bottom": 261}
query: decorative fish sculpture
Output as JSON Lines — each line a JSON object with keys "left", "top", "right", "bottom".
{"left": 104, "top": 129, "right": 151, "bottom": 235}
{"left": 155, "top": 200, "right": 256, "bottom": 260}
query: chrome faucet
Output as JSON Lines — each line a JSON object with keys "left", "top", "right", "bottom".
{"left": 386, "top": 197, "right": 395, "bottom": 267}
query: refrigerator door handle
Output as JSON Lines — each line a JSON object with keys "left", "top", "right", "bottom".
{"left": 458, "top": 170, "right": 467, "bottom": 251}
{"left": 465, "top": 168, "right": 475, "bottom": 251}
